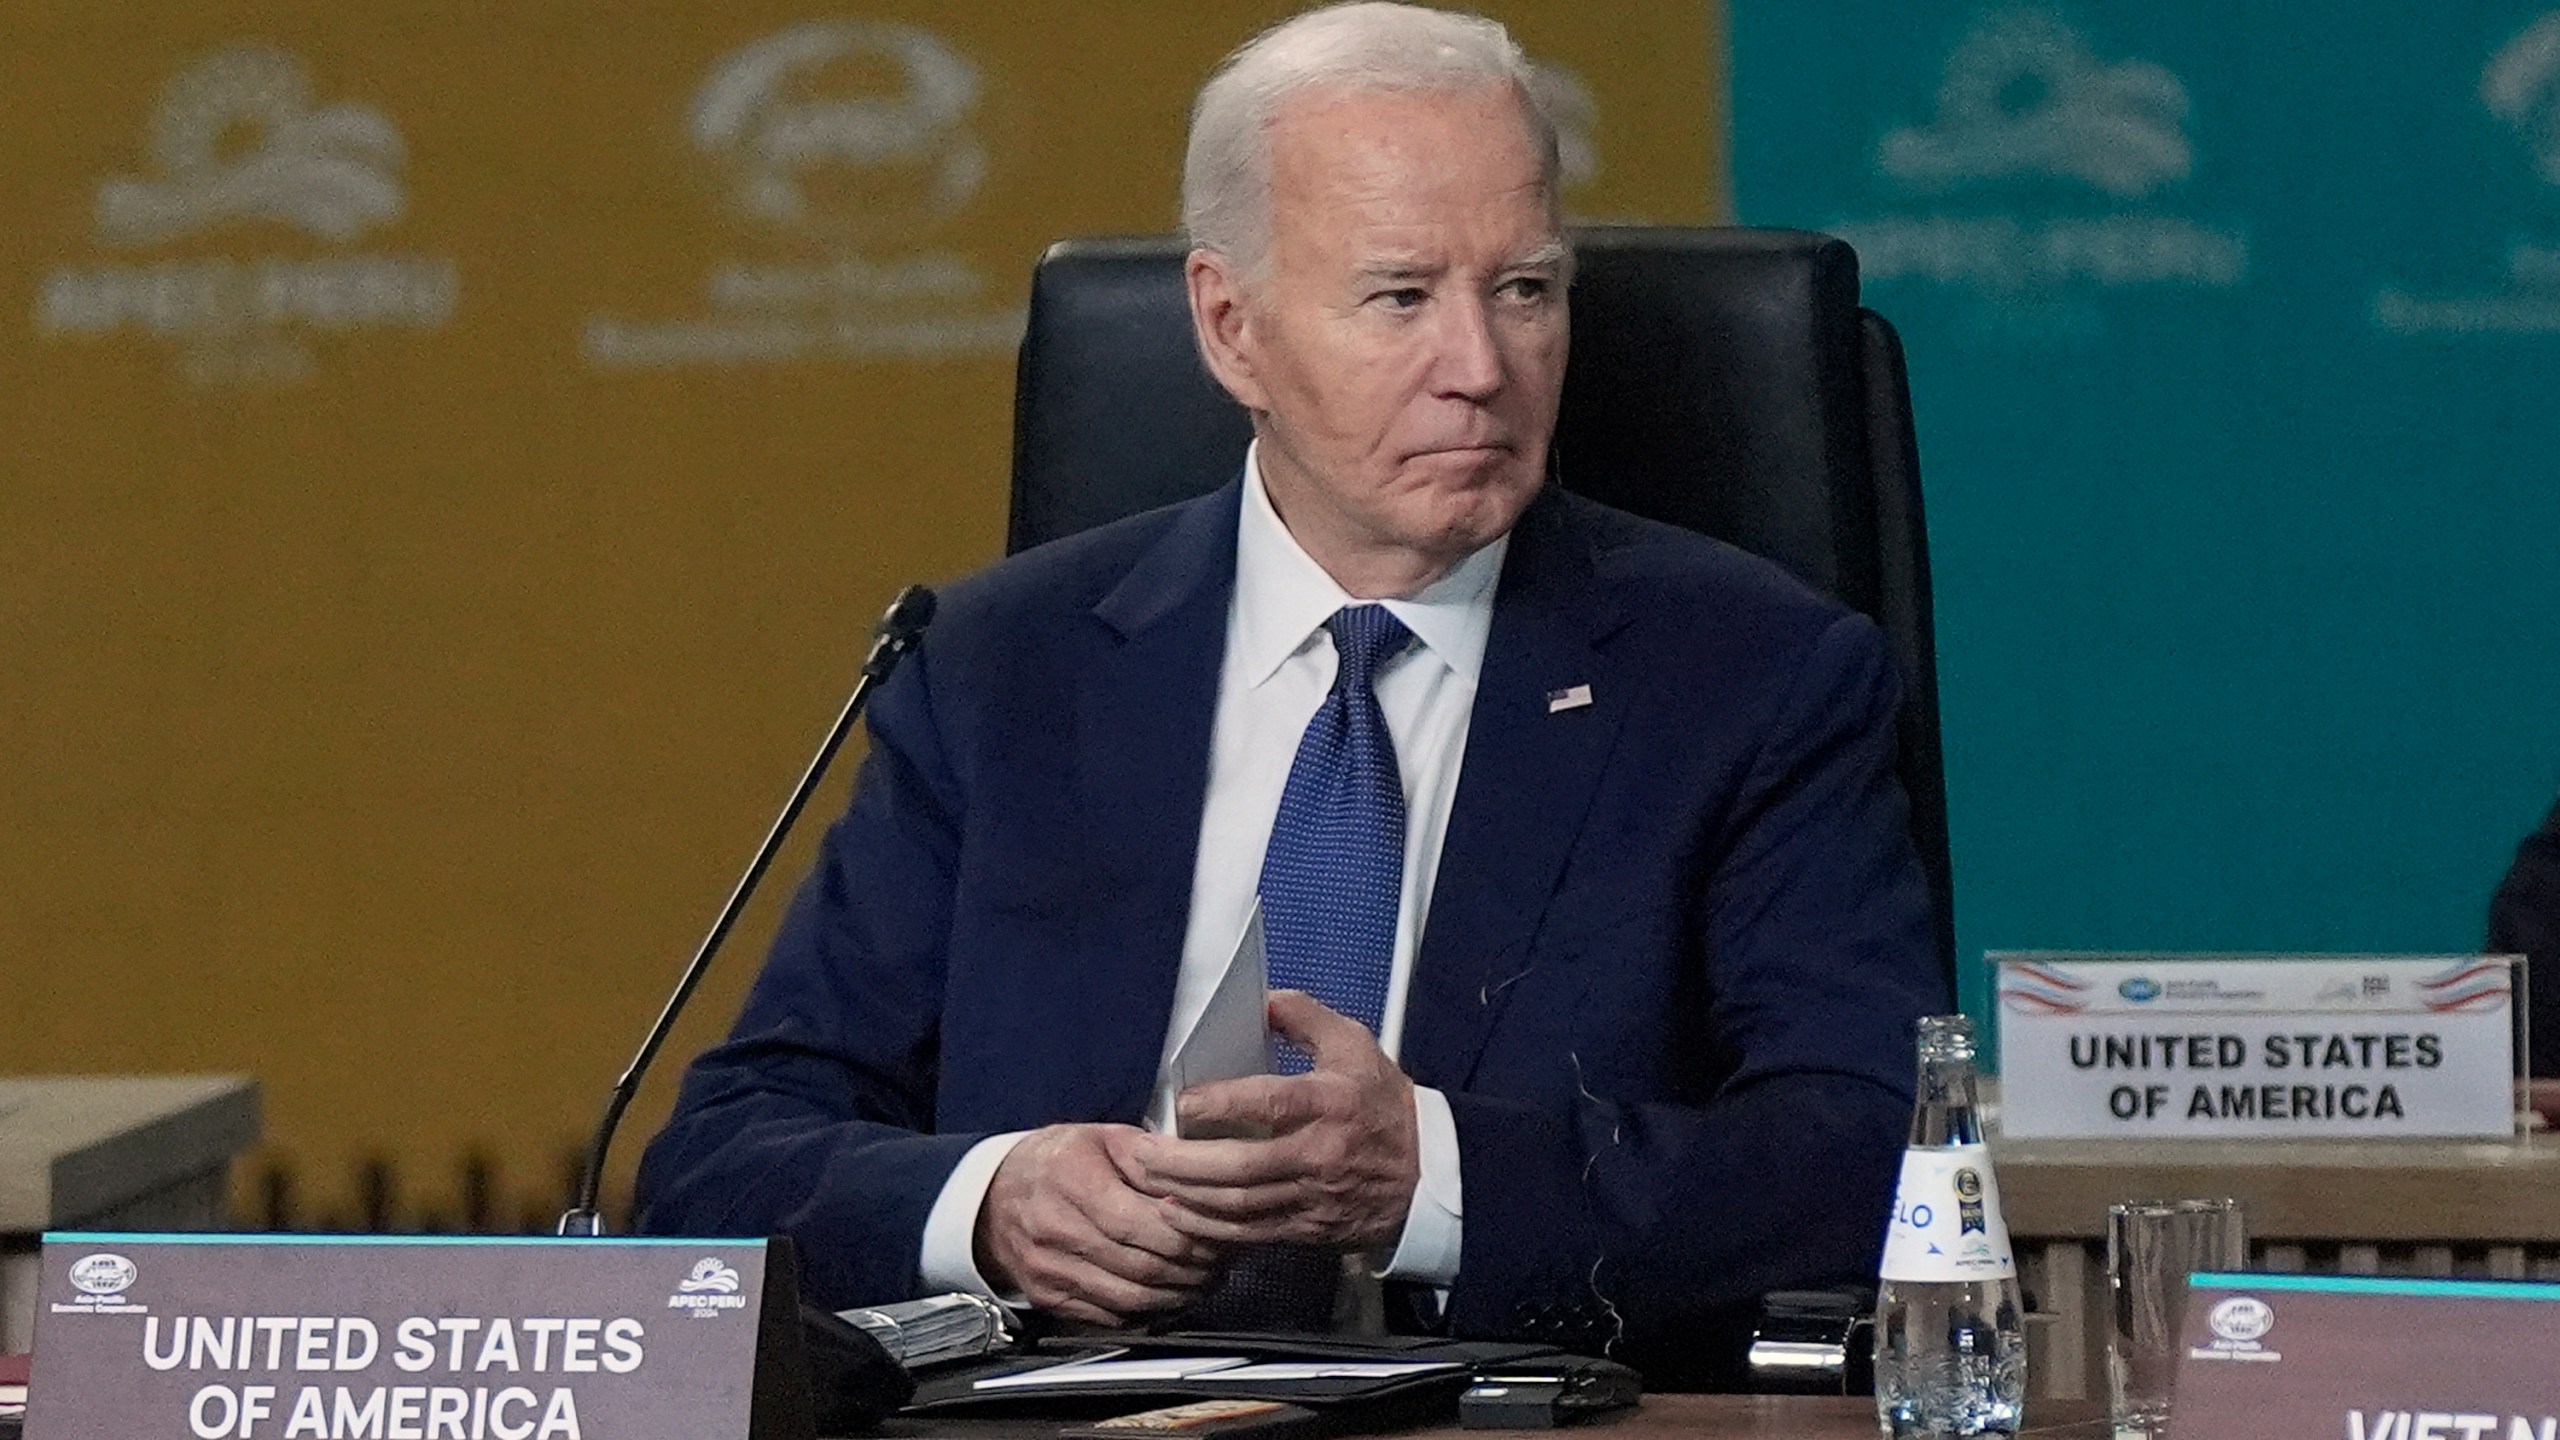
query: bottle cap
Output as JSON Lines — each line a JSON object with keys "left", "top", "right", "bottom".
{"left": 1915, "top": 1013, "right": 1976, "bottom": 1062}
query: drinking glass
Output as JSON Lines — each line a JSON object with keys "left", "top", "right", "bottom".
{"left": 2106, "top": 1198, "right": 2246, "bottom": 1439}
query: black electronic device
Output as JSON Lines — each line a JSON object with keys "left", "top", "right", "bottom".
{"left": 1457, "top": 1355, "right": 1642, "bottom": 1429}
{"left": 799, "top": 1303, "right": 920, "bottom": 1433}
{"left": 1744, "top": 1286, "right": 1877, "bottom": 1396}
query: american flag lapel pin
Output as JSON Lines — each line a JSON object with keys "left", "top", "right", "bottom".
{"left": 1546, "top": 683, "right": 1594, "bottom": 714}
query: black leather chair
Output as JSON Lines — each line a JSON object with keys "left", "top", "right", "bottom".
{"left": 1007, "top": 226, "right": 1955, "bottom": 990}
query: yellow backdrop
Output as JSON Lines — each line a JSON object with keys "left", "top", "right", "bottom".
{"left": 0, "top": 0, "right": 1722, "bottom": 1228}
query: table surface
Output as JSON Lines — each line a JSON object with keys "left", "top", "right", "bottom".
{"left": 875, "top": 1394, "right": 2110, "bottom": 1440}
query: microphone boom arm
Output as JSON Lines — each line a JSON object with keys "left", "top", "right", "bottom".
{"left": 558, "top": 584, "right": 936, "bottom": 1236}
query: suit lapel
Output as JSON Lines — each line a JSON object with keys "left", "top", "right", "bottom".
{"left": 1067, "top": 482, "right": 1241, "bottom": 1122}
{"left": 1402, "top": 490, "right": 1634, "bottom": 1092}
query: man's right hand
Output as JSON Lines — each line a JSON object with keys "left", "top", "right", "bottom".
{"left": 975, "top": 1123, "right": 1226, "bottom": 1326}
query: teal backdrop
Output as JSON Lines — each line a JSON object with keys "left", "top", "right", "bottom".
{"left": 1733, "top": 4, "right": 2560, "bottom": 1015}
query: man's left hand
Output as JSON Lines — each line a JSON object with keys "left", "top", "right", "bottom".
{"left": 1127, "top": 990, "right": 1420, "bottom": 1253}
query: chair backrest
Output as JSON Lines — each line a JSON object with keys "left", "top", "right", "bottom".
{"left": 1007, "top": 226, "right": 1955, "bottom": 984}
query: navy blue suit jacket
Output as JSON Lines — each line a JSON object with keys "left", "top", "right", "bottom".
{"left": 636, "top": 479, "right": 1943, "bottom": 1364}
{"left": 2490, "top": 792, "right": 2560, "bottom": 1079}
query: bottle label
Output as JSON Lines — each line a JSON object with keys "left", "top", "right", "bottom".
{"left": 1879, "top": 1142, "right": 2017, "bottom": 1282}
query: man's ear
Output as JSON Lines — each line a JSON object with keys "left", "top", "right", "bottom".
{"left": 1185, "top": 249, "right": 1270, "bottom": 412}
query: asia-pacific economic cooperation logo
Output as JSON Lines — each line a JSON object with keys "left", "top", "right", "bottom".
{"left": 580, "top": 21, "right": 1617, "bottom": 369}
{"left": 667, "top": 1257, "right": 749, "bottom": 1319}
{"left": 2373, "top": 9, "right": 2560, "bottom": 334}
{"left": 33, "top": 45, "right": 458, "bottom": 385}
{"left": 2189, "top": 1294, "right": 2279, "bottom": 1363}
{"left": 70, "top": 1253, "right": 137, "bottom": 1297}
{"left": 583, "top": 18, "right": 1026, "bottom": 370}
{"left": 1831, "top": 7, "right": 2247, "bottom": 316}
{"left": 51, "top": 1253, "right": 147, "bottom": 1316}
{"left": 690, "top": 20, "right": 987, "bottom": 247}
{"left": 2208, "top": 1296, "right": 2274, "bottom": 1342}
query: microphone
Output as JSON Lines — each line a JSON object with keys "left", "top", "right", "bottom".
{"left": 558, "top": 584, "right": 938, "bottom": 1236}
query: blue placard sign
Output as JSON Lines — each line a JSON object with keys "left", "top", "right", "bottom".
{"left": 24, "top": 1234, "right": 811, "bottom": 1440}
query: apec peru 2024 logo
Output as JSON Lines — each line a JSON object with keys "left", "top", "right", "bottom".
{"left": 1829, "top": 6, "right": 2250, "bottom": 321}
{"left": 33, "top": 45, "right": 458, "bottom": 386}
{"left": 665, "top": 1258, "right": 748, "bottom": 1319}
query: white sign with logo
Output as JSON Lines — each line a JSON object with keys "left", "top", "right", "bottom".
{"left": 1993, "top": 953, "right": 2521, "bottom": 1140}
{"left": 27, "top": 1234, "right": 809, "bottom": 1440}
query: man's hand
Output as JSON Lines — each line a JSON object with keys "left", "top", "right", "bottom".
{"left": 975, "top": 1123, "right": 1224, "bottom": 1326}
{"left": 1131, "top": 991, "right": 1421, "bottom": 1253}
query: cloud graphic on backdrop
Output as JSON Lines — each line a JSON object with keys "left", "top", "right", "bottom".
{"left": 690, "top": 19, "right": 987, "bottom": 246}
{"left": 1879, "top": 8, "right": 2190, "bottom": 199}
{"left": 2484, "top": 10, "right": 2560, "bottom": 186}
{"left": 95, "top": 45, "right": 406, "bottom": 246}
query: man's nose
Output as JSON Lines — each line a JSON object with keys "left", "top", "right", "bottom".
{"left": 1429, "top": 295, "right": 1505, "bottom": 400}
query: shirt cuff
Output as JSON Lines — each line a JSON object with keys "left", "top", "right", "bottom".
{"left": 918, "top": 1130, "right": 1034, "bottom": 1298}
{"left": 1378, "top": 1084, "right": 1463, "bottom": 1284}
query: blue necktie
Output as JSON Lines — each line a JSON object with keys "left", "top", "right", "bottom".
{"left": 1258, "top": 604, "right": 1413, "bottom": 1064}
{"left": 1188, "top": 605, "right": 1412, "bottom": 1332}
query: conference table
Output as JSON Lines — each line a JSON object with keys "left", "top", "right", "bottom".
{"left": 1995, "top": 1125, "right": 2560, "bottom": 1401}
{"left": 11, "top": 1074, "right": 2557, "bottom": 1429}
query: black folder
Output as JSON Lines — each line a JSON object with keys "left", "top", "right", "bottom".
{"left": 904, "top": 1331, "right": 1566, "bottom": 1418}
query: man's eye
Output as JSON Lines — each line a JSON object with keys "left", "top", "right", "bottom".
{"left": 1502, "top": 276, "right": 1552, "bottom": 302}
{"left": 1372, "top": 287, "right": 1428, "bottom": 310}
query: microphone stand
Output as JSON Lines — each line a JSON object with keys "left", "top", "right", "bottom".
{"left": 558, "top": 584, "right": 937, "bottom": 1236}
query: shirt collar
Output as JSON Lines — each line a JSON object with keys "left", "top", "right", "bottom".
{"left": 1231, "top": 441, "right": 1507, "bottom": 691}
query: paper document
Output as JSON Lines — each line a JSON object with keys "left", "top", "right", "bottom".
{"left": 1195, "top": 1361, "right": 1462, "bottom": 1381}
{"left": 1156, "top": 905, "right": 1271, "bottom": 1137}
{"left": 973, "top": 1356, "right": 1250, "bottom": 1390}
{"left": 834, "top": 1291, "right": 1012, "bottom": 1367}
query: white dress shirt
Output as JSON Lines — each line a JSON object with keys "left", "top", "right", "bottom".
{"left": 918, "top": 444, "right": 1500, "bottom": 1296}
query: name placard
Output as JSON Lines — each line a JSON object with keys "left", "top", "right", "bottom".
{"left": 26, "top": 1234, "right": 810, "bottom": 1440}
{"left": 1992, "top": 953, "right": 2520, "bottom": 1139}
{"left": 2174, "top": 1273, "right": 2560, "bottom": 1440}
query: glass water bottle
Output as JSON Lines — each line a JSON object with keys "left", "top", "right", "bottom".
{"left": 1874, "top": 1014, "right": 2026, "bottom": 1438}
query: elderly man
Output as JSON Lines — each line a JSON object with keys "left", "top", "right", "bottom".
{"left": 637, "top": 1, "right": 1939, "bottom": 1373}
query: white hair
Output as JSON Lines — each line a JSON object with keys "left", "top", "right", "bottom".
{"left": 1181, "top": 2, "right": 1563, "bottom": 278}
